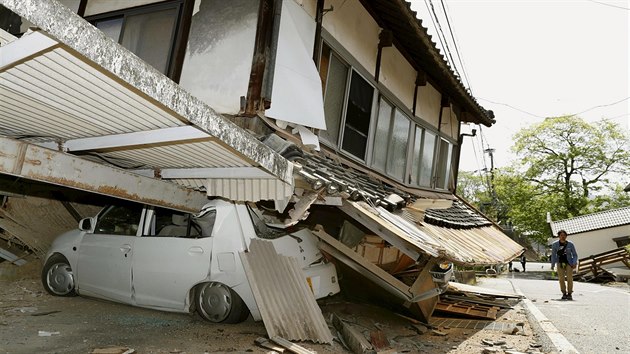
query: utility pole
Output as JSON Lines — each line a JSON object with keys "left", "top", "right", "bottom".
{"left": 484, "top": 148, "right": 499, "bottom": 222}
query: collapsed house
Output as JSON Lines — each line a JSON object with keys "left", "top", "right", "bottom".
{"left": 0, "top": 0, "right": 523, "bottom": 336}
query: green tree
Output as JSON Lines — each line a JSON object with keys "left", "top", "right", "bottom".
{"left": 512, "top": 116, "right": 630, "bottom": 219}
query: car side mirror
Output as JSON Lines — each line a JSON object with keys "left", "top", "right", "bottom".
{"left": 79, "top": 217, "right": 93, "bottom": 231}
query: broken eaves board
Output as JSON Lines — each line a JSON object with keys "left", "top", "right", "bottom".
{"left": 447, "top": 282, "right": 522, "bottom": 299}
{"left": 240, "top": 239, "right": 333, "bottom": 344}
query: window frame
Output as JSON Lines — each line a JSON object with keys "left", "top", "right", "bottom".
{"left": 84, "top": 0, "right": 192, "bottom": 82}
{"left": 318, "top": 31, "right": 460, "bottom": 191}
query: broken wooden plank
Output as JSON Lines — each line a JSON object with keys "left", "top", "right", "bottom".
{"left": 369, "top": 330, "right": 389, "bottom": 351}
{"left": 443, "top": 295, "right": 512, "bottom": 309}
{"left": 254, "top": 337, "right": 285, "bottom": 352}
{"left": 331, "top": 313, "right": 373, "bottom": 354}
{"left": 270, "top": 336, "right": 317, "bottom": 354}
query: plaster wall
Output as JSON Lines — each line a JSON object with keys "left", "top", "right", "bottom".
{"left": 416, "top": 83, "right": 441, "bottom": 129}
{"left": 440, "top": 106, "right": 459, "bottom": 140}
{"left": 321, "top": 0, "right": 379, "bottom": 78}
{"left": 380, "top": 45, "right": 416, "bottom": 113}
{"left": 569, "top": 226, "right": 629, "bottom": 258}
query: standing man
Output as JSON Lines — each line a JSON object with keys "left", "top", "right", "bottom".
{"left": 520, "top": 253, "right": 527, "bottom": 272}
{"left": 550, "top": 230, "right": 579, "bottom": 300}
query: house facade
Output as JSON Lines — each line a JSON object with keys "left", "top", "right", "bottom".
{"left": 0, "top": 0, "right": 521, "bottom": 322}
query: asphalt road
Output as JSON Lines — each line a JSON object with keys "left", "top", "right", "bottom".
{"left": 481, "top": 274, "right": 630, "bottom": 354}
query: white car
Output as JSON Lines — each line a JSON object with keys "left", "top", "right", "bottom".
{"left": 42, "top": 199, "right": 339, "bottom": 323}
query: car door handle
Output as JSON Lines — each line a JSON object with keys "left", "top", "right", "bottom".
{"left": 120, "top": 244, "right": 132, "bottom": 255}
{"left": 188, "top": 246, "right": 204, "bottom": 255}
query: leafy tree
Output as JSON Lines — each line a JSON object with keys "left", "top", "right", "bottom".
{"left": 458, "top": 116, "right": 629, "bottom": 244}
{"left": 512, "top": 115, "right": 630, "bottom": 219}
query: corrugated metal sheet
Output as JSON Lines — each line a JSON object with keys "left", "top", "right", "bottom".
{"left": 550, "top": 207, "right": 630, "bottom": 235}
{"left": 349, "top": 201, "right": 523, "bottom": 266}
{"left": 207, "top": 178, "right": 293, "bottom": 202}
{"left": 240, "top": 239, "right": 333, "bottom": 344}
{"left": 0, "top": 29, "right": 15, "bottom": 46}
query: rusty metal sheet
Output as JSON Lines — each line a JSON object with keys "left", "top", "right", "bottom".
{"left": 240, "top": 239, "right": 333, "bottom": 344}
{"left": 346, "top": 201, "right": 523, "bottom": 266}
{"left": 0, "top": 137, "right": 208, "bottom": 212}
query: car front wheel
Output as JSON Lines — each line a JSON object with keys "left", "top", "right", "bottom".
{"left": 42, "top": 254, "right": 77, "bottom": 297}
{"left": 195, "top": 282, "right": 249, "bottom": 323}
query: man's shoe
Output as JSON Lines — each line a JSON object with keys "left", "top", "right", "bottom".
{"left": 566, "top": 294, "right": 573, "bottom": 300}
{"left": 561, "top": 294, "right": 568, "bottom": 300}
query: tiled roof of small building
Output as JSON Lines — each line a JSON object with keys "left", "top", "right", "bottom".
{"left": 550, "top": 207, "right": 630, "bottom": 235}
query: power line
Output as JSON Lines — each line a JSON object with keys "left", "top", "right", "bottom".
{"left": 569, "top": 96, "right": 630, "bottom": 116}
{"left": 587, "top": 0, "right": 630, "bottom": 10}
{"left": 477, "top": 98, "right": 546, "bottom": 118}
{"left": 424, "top": 0, "right": 463, "bottom": 82}
{"left": 439, "top": 0, "right": 474, "bottom": 94}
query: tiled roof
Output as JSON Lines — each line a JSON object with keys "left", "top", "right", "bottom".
{"left": 299, "top": 153, "right": 490, "bottom": 229}
{"left": 425, "top": 200, "right": 492, "bottom": 229}
{"left": 550, "top": 207, "right": 630, "bottom": 235}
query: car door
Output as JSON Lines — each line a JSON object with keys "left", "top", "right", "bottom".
{"left": 132, "top": 206, "right": 214, "bottom": 310}
{"left": 76, "top": 203, "right": 144, "bottom": 304}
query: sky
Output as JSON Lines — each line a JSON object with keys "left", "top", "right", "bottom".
{"left": 409, "top": 0, "right": 630, "bottom": 173}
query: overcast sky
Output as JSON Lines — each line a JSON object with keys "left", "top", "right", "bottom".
{"left": 409, "top": 0, "right": 629, "bottom": 173}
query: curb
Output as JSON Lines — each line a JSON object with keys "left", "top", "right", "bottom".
{"left": 507, "top": 280, "right": 580, "bottom": 354}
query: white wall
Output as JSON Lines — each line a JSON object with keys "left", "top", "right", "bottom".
{"left": 570, "top": 225, "right": 628, "bottom": 258}
{"left": 380, "top": 45, "right": 415, "bottom": 111}
{"left": 416, "top": 83, "right": 441, "bottom": 129}
{"left": 321, "top": 0, "right": 379, "bottom": 78}
{"left": 178, "top": 0, "right": 258, "bottom": 115}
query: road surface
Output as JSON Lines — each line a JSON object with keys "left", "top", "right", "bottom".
{"left": 479, "top": 275, "right": 630, "bottom": 354}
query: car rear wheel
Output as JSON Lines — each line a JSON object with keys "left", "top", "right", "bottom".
{"left": 195, "top": 282, "right": 249, "bottom": 323}
{"left": 42, "top": 254, "right": 77, "bottom": 297}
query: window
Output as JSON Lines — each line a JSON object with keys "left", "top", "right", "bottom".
{"left": 410, "top": 126, "right": 423, "bottom": 185}
{"left": 148, "top": 207, "right": 205, "bottom": 238}
{"left": 371, "top": 98, "right": 393, "bottom": 172}
{"left": 95, "top": 204, "right": 143, "bottom": 235}
{"left": 613, "top": 236, "right": 630, "bottom": 248}
{"left": 87, "top": 1, "right": 186, "bottom": 77}
{"left": 419, "top": 130, "right": 436, "bottom": 187}
{"left": 386, "top": 109, "right": 410, "bottom": 180}
{"left": 371, "top": 98, "right": 410, "bottom": 181}
{"left": 320, "top": 44, "right": 349, "bottom": 145}
{"left": 341, "top": 71, "right": 374, "bottom": 160}
{"left": 435, "top": 139, "right": 453, "bottom": 189}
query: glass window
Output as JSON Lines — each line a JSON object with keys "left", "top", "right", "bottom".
{"left": 436, "top": 139, "right": 453, "bottom": 189}
{"left": 419, "top": 130, "right": 436, "bottom": 187}
{"left": 386, "top": 109, "right": 410, "bottom": 180}
{"left": 371, "top": 98, "right": 393, "bottom": 172}
{"left": 341, "top": 71, "right": 374, "bottom": 160}
{"left": 120, "top": 8, "right": 178, "bottom": 74}
{"left": 320, "top": 51, "right": 349, "bottom": 145}
{"left": 149, "top": 207, "right": 204, "bottom": 238}
{"left": 411, "top": 126, "right": 423, "bottom": 185}
{"left": 95, "top": 204, "right": 143, "bottom": 236}
{"left": 90, "top": 2, "right": 181, "bottom": 75}
{"left": 95, "top": 17, "right": 123, "bottom": 42}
